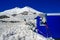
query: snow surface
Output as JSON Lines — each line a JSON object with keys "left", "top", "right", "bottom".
{"left": 0, "top": 6, "right": 54, "bottom": 40}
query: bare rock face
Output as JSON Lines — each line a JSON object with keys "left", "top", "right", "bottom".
{"left": 0, "top": 6, "right": 54, "bottom": 40}
{"left": 0, "top": 15, "right": 10, "bottom": 19}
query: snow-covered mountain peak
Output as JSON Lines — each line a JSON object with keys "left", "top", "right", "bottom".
{"left": 0, "top": 6, "right": 55, "bottom": 40}
{"left": 0, "top": 6, "right": 43, "bottom": 15}
{"left": 0, "top": 6, "right": 43, "bottom": 21}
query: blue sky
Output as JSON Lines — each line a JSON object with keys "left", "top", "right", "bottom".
{"left": 0, "top": 0, "right": 60, "bottom": 13}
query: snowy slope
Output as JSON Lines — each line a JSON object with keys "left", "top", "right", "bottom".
{"left": 0, "top": 6, "right": 54, "bottom": 40}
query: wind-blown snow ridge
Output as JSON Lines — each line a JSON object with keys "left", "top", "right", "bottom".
{"left": 0, "top": 6, "right": 54, "bottom": 40}
{"left": 0, "top": 6, "right": 43, "bottom": 14}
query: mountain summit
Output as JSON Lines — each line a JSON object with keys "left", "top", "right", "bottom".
{"left": 0, "top": 6, "right": 43, "bottom": 14}
{"left": 0, "top": 6, "right": 44, "bottom": 21}
{"left": 0, "top": 6, "right": 54, "bottom": 40}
